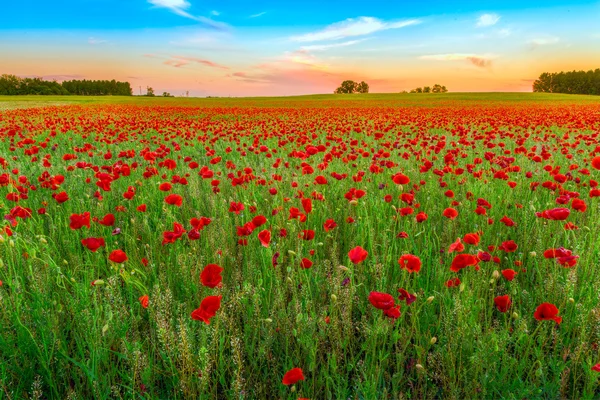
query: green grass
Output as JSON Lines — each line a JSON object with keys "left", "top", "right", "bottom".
{"left": 1, "top": 92, "right": 599, "bottom": 111}
{"left": 1, "top": 98, "right": 600, "bottom": 399}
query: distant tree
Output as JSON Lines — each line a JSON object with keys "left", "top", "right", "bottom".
{"left": 334, "top": 80, "right": 359, "bottom": 94}
{"left": 431, "top": 84, "right": 448, "bottom": 93}
{"left": 356, "top": 81, "right": 369, "bottom": 93}
{"left": 533, "top": 69, "right": 600, "bottom": 95}
{"left": 410, "top": 84, "right": 448, "bottom": 94}
{"left": 162, "top": 92, "right": 174, "bottom": 97}
{"left": 146, "top": 86, "right": 155, "bottom": 97}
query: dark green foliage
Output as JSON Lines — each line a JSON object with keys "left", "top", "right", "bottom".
{"left": 533, "top": 69, "right": 600, "bottom": 95}
{"left": 334, "top": 80, "right": 369, "bottom": 94}
{"left": 410, "top": 84, "right": 447, "bottom": 93}
{"left": 0, "top": 74, "right": 132, "bottom": 96}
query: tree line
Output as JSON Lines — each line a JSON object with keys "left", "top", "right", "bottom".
{"left": 0, "top": 74, "right": 133, "bottom": 96}
{"left": 409, "top": 84, "right": 447, "bottom": 93}
{"left": 533, "top": 69, "right": 600, "bottom": 95}
{"left": 334, "top": 80, "right": 369, "bottom": 94}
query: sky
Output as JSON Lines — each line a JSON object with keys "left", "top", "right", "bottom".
{"left": 1, "top": 0, "right": 600, "bottom": 97}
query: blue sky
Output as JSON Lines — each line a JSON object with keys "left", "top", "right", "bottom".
{"left": 2, "top": 0, "right": 600, "bottom": 96}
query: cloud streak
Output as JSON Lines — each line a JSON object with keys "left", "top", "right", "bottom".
{"left": 300, "top": 39, "right": 365, "bottom": 52}
{"left": 528, "top": 36, "right": 560, "bottom": 46}
{"left": 163, "top": 56, "right": 229, "bottom": 69}
{"left": 420, "top": 53, "right": 497, "bottom": 68}
{"left": 290, "top": 16, "right": 421, "bottom": 42}
{"left": 476, "top": 13, "right": 500, "bottom": 27}
{"left": 250, "top": 11, "right": 266, "bottom": 18}
{"left": 147, "top": 0, "right": 230, "bottom": 30}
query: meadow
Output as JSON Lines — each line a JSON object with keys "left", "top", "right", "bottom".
{"left": 1, "top": 93, "right": 600, "bottom": 399}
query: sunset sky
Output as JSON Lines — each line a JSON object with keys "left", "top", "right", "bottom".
{"left": 2, "top": 0, "right": 600, "bottom": 96}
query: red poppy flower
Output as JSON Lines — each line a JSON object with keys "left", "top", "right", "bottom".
{"left": 501, "top": 269, "right": 517, "bottom": 281}
{"left": 300, "top": 258, "right": 313, "bottom": 269}
{"left": 463, "top": 233, "right": 480, "bottom": 246}
{"left": 200, "top": 264, "right": 224, "bottom": 288}
{"left": 323, "top": 219, "right": 337, "bottom": 232}
{"left": 348, "top": 246, "right": 368, "bottom": 265}
{"left": 592, "top": 363, "right": 600, "bottom": 372}
{"left": 392, "top": 173, "right": 410, "bottom": 185}
{"left": 191, "top": 295, "right": 222, "bottom": 324}
{"left": 448, "top": 238, "right": 464, "bottom": 253}
{"left": 591, "top": 156, "right": 600, "bottom": 170}
{"left": 368, "top": 291, "right": 395, "bottom": 310}
{"left": 544, "top": 247, "right": 572, "bottom": 258}
{"left": 415, "top": 212, "right": 428, "bottom": 223}
{"left": 109, "top": 249, "right": 128, "bottom": 263}
{"left": 445, "top": 277, "right": 461, "bottom": 287}
{"left": 450, "top": 254, "right": 477, "bottom": 272}
{"left": 534, "top": 302, "right": 562, "bottom": 324}
{"left": 229, "top": 202, "right": 244, "bottom": 214}
{"left": 70, "top": 212, "right": 91, "bottom": 230}
{"left": 571, "top": 198, "right": 586, "bottom": 212}
{"left": 81, "top": 237, "right": 106, "bottom": 252}
{"left": 258, "top": 229, "right": 271, "bottom": 247}
{"left": 383, "top": 305, "right": 401, "bottom": 319}
{"left": 536, "top": 208, "right": 570, "bottom": 220}
{"left": 500, "top": 216, "right": 516, "bottom": 227}
{"left": 398, "top": 254, "right": 421, "bottom": 273}
{"left": 252, "top": 215, "right": 267, "bottom": 227}
{"left": 301, "top": 198, "right": 312, "bottom": 214}
{"left": 98, "top": 213, "right": 115, "bottom": 226}
{"left": 53, "top": 191, "right": 69, "bottom": 203}
{"left": 398, "top": 288, "right": 417, "bottom": 305}
{"left": 443, "top": 208, "right": 458, "bottom": 220}
{"left": 139, "top": 295, "right": 149, "bottom": 309}
{"left": 282, "top": 367, "right": 305, "bottom": 385}
{"left": 494, "top": 295, "right": 511, "bottom": 312}
{"left": 499, "top": 240, "right": 518, "bottom": 253}
{"left": 299, "top": 230, "right": 315, "bottom": 240}
{"left": 164, "top": 194, "right": 183, "bottom": 207}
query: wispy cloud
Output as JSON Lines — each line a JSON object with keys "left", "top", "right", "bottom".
{"left": 300, "top": 39, "right": 365, "bottom": 52}
{"left": 420, "top": 53, "right": 497, "bottom": 68}
{"left": 476, "top": 13, "right": 500, "bottom": 27}
{"left": 163, "top": 56, "right": 229, "bottom": 69}
{"left": 88, "top": 37, "right": 107, "bottom": 45}
{"left": 210, "top": 10, "right": 220, "bottom": 16}
{"left": 290, "top": 16, "right": 421, "bottom": 42}
{"left": 250, "top": 11, "right": 266, "bottom": 18}
{"left": 528, "top": 36, "right": 560, "bottom": 46}
{"left": 147, "top": 0, "right": 230, "bottom": 30}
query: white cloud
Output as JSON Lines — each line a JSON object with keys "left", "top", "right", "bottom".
{"left": 476, "top": 13, "right": 500, "bottom": 27}
{"left": 528, "top": 36, "right": 560, "bottom": 46}
{"left": 420, "top": 53, "right": 498, "bottom": 68}
{"left": 88, "top": 37, "right": 107, "bottom": 45}
{"left": 290, "top": 16, "right": 421, "bottom": 42}
{"left": 250, "top": 11, "right": 266, "bottom": 18}
{"left": 300, "top": 39, "right": 365, "bottom": 52}
{"left": 211, "top": 10, "right": 220, "bottom": 16}
{"left": 147, "top": 0, "right": 230, "bottom": 30}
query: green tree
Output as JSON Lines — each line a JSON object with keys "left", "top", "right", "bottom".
{"left": 423, "top": 86, "right": 431, "bottom": 93}
{"left": 146, "top": 86, "right": 155, "bottom": 97}
{"left": 334, "top": 80, "right": 358, "bottom": 94}
{"left": 356, "top": 81, "right": 369, "bottom": 93}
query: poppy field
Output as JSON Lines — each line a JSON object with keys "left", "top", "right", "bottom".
{"left": 2, "top": 95, "right": 600, "bottom": 399}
